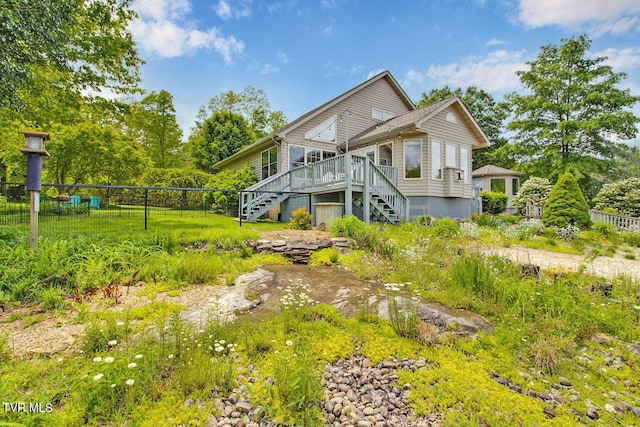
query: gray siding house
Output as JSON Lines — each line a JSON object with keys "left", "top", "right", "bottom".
{"left": 214, "top": 70, "right": 490, "bottom": 224}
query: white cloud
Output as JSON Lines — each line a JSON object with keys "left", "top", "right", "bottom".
{"left": 403, "top": 69, "right": 425, "bottom": 87}
{"left": 215, "top": 0, "right": 232, "bottom": 19}
{"left": 366, "top": 68, "right": 386, "bottom": 80}
{"left": 214, "top": 0, "right": 252, "bottom": 20}
{"left": 324, "top": 62, "right": 364, "bottom": 78}
{"left": 261, "top": 63, "right": 279, "bottom": 74}
{"left": 426, "top": 50, "right": 527, "bottom": 92}
{"left": 323, "top": 25, "right": 333, "bottom": 35}
{"left": 594, "top": 47, "right": 640, "bottom": 72}
{"left": 518, "top": 0, "right": 640, "bottom": 35}
{"left": 131, "top": 0, "right": 244, "bottom": 62}
{"left": 277, "top": 50, "right": 289, "bottom": 64}
{"left": 486, "top": 38, "right": 505, "bottom": 46}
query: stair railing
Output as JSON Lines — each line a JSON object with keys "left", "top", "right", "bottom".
{"left": 367, "top": 159, "right": 408, "bottom": 221}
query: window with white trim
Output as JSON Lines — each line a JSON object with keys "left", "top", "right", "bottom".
{"left": 460, "top": 147, "right": 469, "bottom": 183}
{"left": 304, "top": 115, "right": 336, "bottom": 142}
{"left": 404, "top": 139, "right": 421, "bottom": 179}
{"left": 261, "top": 146, "right": 278, "bottom": 179}
{"left": 445, "top": 143, "right": 457, "bottom": 168}
{"left": 289, "top": 146, "right": 336, "bottom": 169}
{"left": 372, "top": 108, "right": 395, "bottom": 121}
{"left": 431, "top": 141, "right": 442, "bottom": 179}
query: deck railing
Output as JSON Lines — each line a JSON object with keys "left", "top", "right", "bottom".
{"left": 242, "top": 153, "right": 402, "bottom": 220}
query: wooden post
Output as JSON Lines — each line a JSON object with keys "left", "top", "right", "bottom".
{"left": 363, "top": 158, "right": 370, "bottom": 224}
{"left": 29, "top": 191, "right": 39, "bottom": 249}
{"left": 345, "top": 153, "right": 352, "bottom": 217}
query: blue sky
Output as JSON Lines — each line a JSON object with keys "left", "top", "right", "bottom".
{"left": 129, "top": 0, "right": 640, "bottom": 143}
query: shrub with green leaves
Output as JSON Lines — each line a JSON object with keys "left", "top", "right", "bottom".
{"left": 593, "top": 178, "right": 640, "bottom": 217}
{"left": 432, "top": 217, "right": 460, "bottom": 237}
{"left": 513, "top": 177, "right": 552, "bottom": 215}
{"left": 289, "top": 207, "right": 313, "bottom": 230}
{"left": 480, "top": 191, "right": 508, "bottom": 214}
{"left": 204, "top": 165, "right": 257, "bottom": 214}
{"left": 542, "top": 172, "right": 591, "bottom": 228}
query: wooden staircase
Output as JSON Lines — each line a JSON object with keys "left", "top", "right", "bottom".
{"left": 240, "top": 154, "right": 408, "bottom": 225}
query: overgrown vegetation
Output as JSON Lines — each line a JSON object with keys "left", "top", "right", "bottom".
{"left": 1, "top": 213, "right": 639, "bottom": 426}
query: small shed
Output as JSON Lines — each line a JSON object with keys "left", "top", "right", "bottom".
{"left": 472, "top": 165, "right": 525, "bottom": 210}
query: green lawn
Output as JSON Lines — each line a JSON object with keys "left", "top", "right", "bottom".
{"left": 0, "top": 215, "right": 639, "bottom": 426}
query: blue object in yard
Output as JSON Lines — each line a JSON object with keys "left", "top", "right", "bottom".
{"left": 71, "top": 195, "right": 81, "bottom": 205}
{"left": 90, "top": 196, "right": 101, "bottom": 209}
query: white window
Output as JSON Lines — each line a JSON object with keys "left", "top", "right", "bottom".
{"left": 431, "top": 141, "right": 442, "bottom": 179}
{"left": 445, "top": 144, "right": 457, "bottom": 168}
{"left": 372, "top": 108, "right": 395, "bottom": 121}
{"left": 445, "top": 112, "right": 457, "bottom": 123}
{"left": 261, "top": 146, "right": 278, "bottom": 179}
{"left": 289, "top": 146, "right": 305, "bottom": 169}
{"left": 404, "top": 140, "right": 421, "bottom": 179}
{"left": 289, "top": 146, "right": 336, "bottom": 169}
{"left": 304, "top": 115, "right": 336, "bottom": 142}
{"left": 460, "top": 147, "right": 469, "bottom": 183}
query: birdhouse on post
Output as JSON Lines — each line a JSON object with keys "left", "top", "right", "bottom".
{"left": 20, "top": 130, "right": 50, "bottom": 249}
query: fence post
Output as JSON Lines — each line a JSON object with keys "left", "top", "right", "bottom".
{"left": 144, "top": 188, "right": 148, "bottom": 230}
{"left": 239, "top": 191, "right": 243, "bottom": 227}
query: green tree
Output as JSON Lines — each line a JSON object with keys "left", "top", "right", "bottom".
{"left": 190, "top": 111, "right": 254, "bottom": 173}
{"left": 129, "top": 90, "right": 184, "bottom": 168}
{"left": 542, "top": 172, "right": 591, "bottom": 228}
{"left": 204, "top": 86, "right": 288, "bottom": 139}
{"left": 204, "top": 165, "right": 257, "bottom": 214}
{"left": 507, "top": 35, "right": 639, "bottom": 193}
{"left": 45, "top": 122, "right": 148, "bottom": 191}
{"left": 418, "top": 86, "right": 510, "bottom": 169}
{"left": 0, "top": 0, "right": 142, "bottom": 114}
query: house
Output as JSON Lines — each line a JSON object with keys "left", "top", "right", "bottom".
{"left": 214, "top": 70, "right": 491, "bottom": 224}
{"left": 472, "top": 164, "right": 525, "bottom": 211}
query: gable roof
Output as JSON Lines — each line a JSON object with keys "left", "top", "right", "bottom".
{"left": 346, "top": 97, "right": 491, "bottom": 149}
{"left": 472, "top": 164, "right": 525, "bottom": 177}
{"left": 213, "top": 70, "right": 415, "bottom": 170}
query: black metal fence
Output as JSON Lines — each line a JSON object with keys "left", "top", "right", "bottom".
{"left": 0, "top": 182, "right": 308, "bottom": 236}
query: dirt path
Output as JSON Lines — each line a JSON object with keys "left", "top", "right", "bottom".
{"left": 481, "top": 244, "right": 640, "bottom": 281}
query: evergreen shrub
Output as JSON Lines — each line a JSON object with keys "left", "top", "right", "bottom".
{"left": 541, "top": 172, "right": 591, "bottom": 228}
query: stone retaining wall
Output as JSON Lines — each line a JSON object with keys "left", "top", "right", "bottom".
{"left": 248, "top": 238, "right": 350, "bottom": 263}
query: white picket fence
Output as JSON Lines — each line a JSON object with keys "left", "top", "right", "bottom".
{"left": 525, "top": 203, "right": 640, "bottom": 230}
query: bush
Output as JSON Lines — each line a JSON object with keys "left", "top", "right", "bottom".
{"left": 593, "top": 178, "right": 640, "bottom": 217}
{"left": 432, "top": 217, "right": 460, "bottom": 237}
{"left": 542, "top": 172, "right": 591, "bottom": 229}
{"left": 330, "top": 215, "right": 368, "bottom": 239}
{"left": 472, "top": 213, "right": 504, "bottom": 228}
{"left": 556, "top": 224, "right": 580, "bottom": 240}
{"left": 415, "top": 214, "right": 432, "bottom": 226}
{"left": 593, "top": 222, "right": 616, "bottom": 238}
{"left": 513, "top": 177, "right": 552, "bottom": 215}
{"left": 621, "top": 226, "right": 640, "bottom": 247}
{"left": 480, "top": 191, "right": 508, "bottom": 214}
{"left": 289, "top": 207, "right": 313, "bottom": 230}
{"left": 204, "top": 166, "right": 257, "bottom": 215}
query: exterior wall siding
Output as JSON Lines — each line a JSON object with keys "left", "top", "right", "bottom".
{"left": 280, "top": 194, "right": 311, "bottom": 222}
{"left": 420, "top": 104, "right": 476, "bottom": 199}
{"left": 281, "top": 77, "right": 413, "bottom": 172}
{"left": 408, "top": 196, "right": 471, "bottom": 220}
